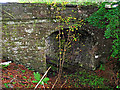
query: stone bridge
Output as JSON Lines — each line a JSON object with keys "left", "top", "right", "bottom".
{"left": 1, "top": 3, "right": 113, "bottom": 73}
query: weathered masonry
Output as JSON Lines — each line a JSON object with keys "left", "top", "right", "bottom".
{"left": 1, "top": 3, "right": 113, "bottom": 73}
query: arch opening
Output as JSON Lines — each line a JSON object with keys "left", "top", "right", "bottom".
{"left": 45, "top": 28, "right": 99, "bottom": 74}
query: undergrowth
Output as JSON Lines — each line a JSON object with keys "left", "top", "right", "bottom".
{"left": 65, "top": 70, "right": 110, "bottom": 88}
{"left": 2, "top": 1, "right": 120, "bottom": 89}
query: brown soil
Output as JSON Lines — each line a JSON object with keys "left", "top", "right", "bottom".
{"left": 1, "top": 57, "right": 120, "bottom": 89}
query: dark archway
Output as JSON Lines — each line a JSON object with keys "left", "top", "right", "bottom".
{"left": 46, "top": 28, "right": 99, "bottom": 75}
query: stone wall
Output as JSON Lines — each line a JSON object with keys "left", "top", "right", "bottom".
{"left": 1, "top": 3, "right": 113, "bottom": 73}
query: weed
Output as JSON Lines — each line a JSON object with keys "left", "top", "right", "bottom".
{"left": 27, "top": 84, "right": 30, "bottom": 88}
{"left": 116, "top": 85, "right": 120, "bottom": 88}
{"left": 99, "top": 64, "right": 105, "bottom": 71}
{"left": 10, "top": 75, "right": 13, "bottom": 78}
{"left": 1, "top": 78, "right": 4, "bottom": 80}
{"left": 0, "top": 61, "right": 11, "bottom": 70}
{"left": 32, "top": 72, "right": 49, "bottom": 85}
{"left": 2, "top": 65, "right": 9, "bottom": 69}
{"left": 12, "top": 82, "right": 16, "bottom": 84}
{"left": 4, "top": 83, "right": 9, "bottom": 88}
{"left": 27, "top": 67, "right": 34, "bottom": 71}
{"left": 66, "top": 71, "right": 110, "bottom": 88}
{"left": 23, "top": 76, "right": 27, "bottom": 79}
{"left": 21, "top": 70, "right": 26, "bottom": 73}
{"left": 53, "top": 72, "right": 56, "bottom": 76}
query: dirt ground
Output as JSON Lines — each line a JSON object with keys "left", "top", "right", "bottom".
{"left": 1, "top": 56, "right": 120, "bottom": 89}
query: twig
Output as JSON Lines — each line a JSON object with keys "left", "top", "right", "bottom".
{"left": 58, "top": 28, "right": 62, "bottom": 77}
{"left": 10, "top": 77, "right": 16, "bottom": 83}
{"left": 61, "top": 80, "right": 67, "bottom": 88}
{"left": 51, "top": 77, "right": 59, "bottom": 90}
{"left": 34, "top": 66, "right": 51, "bottom": 90}
{"left": 42, "top": 81, "right": 45, "bottom": 90}
{"left": 53, "top": 25, "right": 71, "bottom": 90}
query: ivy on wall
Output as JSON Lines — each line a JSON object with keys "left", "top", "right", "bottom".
{"left": 85, "top": 1, "right": 120, "bottom": 61}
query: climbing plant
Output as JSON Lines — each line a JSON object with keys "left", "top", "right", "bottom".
{"left": 85, "top": 1, "right": 120, "bottom": 61}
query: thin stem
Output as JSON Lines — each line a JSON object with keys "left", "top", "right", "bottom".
{"left": 61, "top": 80, "right": 67, "bottom": 88}
{"left": 34, "top": 66, "right": 51, "bottom": 90}
{"left": 51, "top": 77, "right": 59, "bottom": 90}
{"left": 58, "top": 29, "right": 62, "bottom": 78}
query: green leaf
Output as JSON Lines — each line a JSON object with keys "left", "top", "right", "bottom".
{"left": 33, "top": 72, "right": 41, "bottom": 81}
{"left": 10, "top": 75, "right": 13, "bottom": 78}
{"left": 23, "top": 76, "right": 27, "bottom": 79}
{"left": 32, "top": 80, "right": 38, "bottom": 83}
{"left": 21, "top": 70, "right": 25, "bottom": 73}
{"left": 12, "top": 82, "right": 16, "bottom": 84}
{"left": 39, "top": 81, "right": 44, "bottom": 85}
{"left": 4, "top": 83, "right": 9, "bottom": 88}
{"left": 32, "top": 80, "right": 43, "bottom": 85}
{"left": 116, "top": 85, "right": 120, "bottom": 88}
{"left": 99, "top": 64, "right": 105, "bottom": 71}
{"left": 43, "top": 77, "right": 49, "bottom": 83}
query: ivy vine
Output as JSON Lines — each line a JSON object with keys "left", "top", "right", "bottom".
{"left": 86, "top": 1, "right": 120, "bottom": 61}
